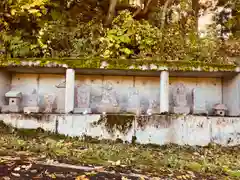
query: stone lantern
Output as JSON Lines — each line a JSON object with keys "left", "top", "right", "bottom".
{"left": 213, "top": 103, "right": 228, "bottom": 117}
{"left": 2, "top": 91, "right": 22, "bottom": 113}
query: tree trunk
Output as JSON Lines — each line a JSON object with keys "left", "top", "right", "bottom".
{"left": 192, "top": 0, "right": 199, "bottom": 31}
{"left": 105, "top": 0, "right": 118, "bottom": 26}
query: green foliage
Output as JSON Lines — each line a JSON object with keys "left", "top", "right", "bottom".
{"left": 38, "top": 20, "right": 104, "bottom": 57}
{"left": 96, "top": 10, "right": 226, "bottom": 63}
{"left": 99, "top": 10, "right": 162, "bottom": 58}
{"left": 0, "top": 31, "right": 41, "bottom": 58}
{"left": 186, "top": 162, "right": 203, "bottom": 172}
{"left": 0, "top": 0, "right": 239, "bottom": 63}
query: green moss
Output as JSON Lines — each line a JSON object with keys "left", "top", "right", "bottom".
{"left": 186, "top": 162, "right": 203, "bottom": 172}
{"left": 0, "top": 57, "right": 237, "bottom": 72}
{"left": 91, "top": 115, "right": 135, "bottom": 135}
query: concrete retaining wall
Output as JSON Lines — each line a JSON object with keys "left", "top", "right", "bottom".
{"left": 1, "top": 114, "right": 240, "bottom": 146}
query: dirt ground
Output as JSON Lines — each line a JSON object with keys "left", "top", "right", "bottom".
{"left": 0, "top": 159, "right": 141, "bottom": 180}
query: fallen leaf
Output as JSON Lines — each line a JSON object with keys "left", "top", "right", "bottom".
{"left": 76, "top": 175, "right": 89, "bottom": 180}
{"left": 11, "top": 172, "right": 20, "bottom": 177}
{"left": 55, "top": 173, "right": 66, "bottom": 178}
{"left": 30, "top": 169, "right": 38, "bottom": 173}
{"left": 48, "top": 173, "right": 57, "bottom": 178}
{"left": 121, "top": 176, "right": 130, "bottom": 180}
{"left": 22, "top": 163, "right": 32, "bottom": 170}
{"left": 193, "top": 152, "right": 200, "bottom": 156}
{"left": 14, "top": 166, "right": 21, "bottom": 171}
{"left": 115, "top": 160, "right": 121, "bottom": 166}
{"left": 94, "top": 166, "right": 105, "bottom": 172}
{"left": 2, "top": 177, "right": 10, "bottom": 180}
{"left": 85, "top": 171, "right": 97, "bottom": 176}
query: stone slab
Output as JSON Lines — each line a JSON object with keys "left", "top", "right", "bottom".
{"left": 23, "top": 106, "right": 40, "bottom": 114}
{"left": 97, "top": 105, "right": 121, "bottom": 113}
{"left": 192, "top": 88, "right": 208, "bottom": 115}
{"left": 2, "top": 105, "right": 21, "bottom": 113}
{"left": 193, "top": 107, "right": 208, "bottom": 115}
{"left": 73, "top": 108, "right": 92, "bottom": 114}
{"left": 5, "top": 91, "right": 22, "bottom": 98}
{"left": 173, "top": 106, "right": 190, "bottom": 114}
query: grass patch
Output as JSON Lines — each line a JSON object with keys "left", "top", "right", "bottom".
{"left": 0, "top": 121, "right": 240, "bottom": 179}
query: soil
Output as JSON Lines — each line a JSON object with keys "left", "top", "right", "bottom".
{"left": 0, "top": 159, "right": 141, "bottom": 180}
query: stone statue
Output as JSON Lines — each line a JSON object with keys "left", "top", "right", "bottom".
{"left": 97, "top": 81, "right": 120, "bottom": 113}
{"left": 172, "top": 83, "right": 190, "bottom": 114}
{"left": 28, "top": 89, "right": 38, "bottom": 106}
{"left": 101, "top": 81, "right": 118, "bottom": 106}
{"left": 23, "top": 89, "right": 40, "bottom": 114}
{"left": 44, "top": 94, "right": 56, "bottom": 113}
{"left": 192, "top": 88, "right": 208, "bottom": 115}
{"left": 77, "top": 84, "right": 91, "bottom": 108}
{"left": 74, "top": 84, "right": 91, "bottom": 113}
{"left": 173, "top": 83, "right": 188, "bottom": 107}
{"left": 127, "top": 87, "right": 141, "bottom": 114}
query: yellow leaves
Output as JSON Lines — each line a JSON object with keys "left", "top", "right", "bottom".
{"left": 75, "top": 175, "right": 89, "bottom": 180}
{"left": 8, "top": 0, "right": 49, "bottom": 18}
{"left": 121, "top": 176, "right": 130, "bottom": 180}
{"left": 84, "top": 171, "right": 97, "bottom": 176}
{"left": 10, "top": 9, "right": 16, "bottom": 16}
{"left": 176, "top": 174, "right": 191, "bottom": 179}
{"left": 48, "top": 173, "right": 57, "bottom": 179}
{"left": 108, "top": 160, "right": 121, "bottom": 166}
{"left": 28, "top": 9, "right": 39, "bottom": 14}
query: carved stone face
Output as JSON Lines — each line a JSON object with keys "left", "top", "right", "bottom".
{"left": 172, "top": 83, "right": 188, "bottom": 107}
{"left": 177, "top": 88, "right": 180, "bottom": 94}
{"left": 104, "top": 81, "right": 113, "bottom": 90}
{"left": 76, "top": 84, "right": 90, "bottom": 108}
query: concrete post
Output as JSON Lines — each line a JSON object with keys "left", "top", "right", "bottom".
{"left": 160, "top": 70, "right": 169, "bottom": 113}
{"left": 65, "top": 69, "right": 75, "bottom": 113}
{"left": 223, "top": 74, "right": 240, "bottom": 116}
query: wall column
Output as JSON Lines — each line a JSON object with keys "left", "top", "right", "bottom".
{"left": 0, "top": 71, "right": 11, "bottom": 107}
{"left": 160, "top": 70, "right": 169, "bottom": 113}
{"left": 65, "top": 69, "right": 75, "bottom": 113}
{"left": 223, "top": 74, "right": 240, "bottom": 116}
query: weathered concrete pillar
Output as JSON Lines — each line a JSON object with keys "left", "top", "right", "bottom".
{"left": 223, "top": 74, "right": 240, "bottom": 116}
{"left": 0, "top": 71, "right": 11, "bottom": 107}
{"left": 160, "top": 70, "right": 169, "bottom": 113}
{"left": 65, "top": 69, "right": 75, "bottom": 113}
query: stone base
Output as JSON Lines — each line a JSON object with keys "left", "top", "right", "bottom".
{"left": 192, "top": 107, "right": 208, "bottom": 115}
{"left": 23, "top": 106, "right": 40, "bottom": 114}
{"left": 173, "top": 106, "right": 190, "bottom": 114}
{"left": 73, "top": 108, "right": 92, "bottom": 114}
{"left": 126, "top": 108, "right": 141, "bottom": 115}
{"left": 2, "top": 105, "right": 21, "bottom": 113}
{"left": 97, "top": 104, "right": 121, "bottom": 113}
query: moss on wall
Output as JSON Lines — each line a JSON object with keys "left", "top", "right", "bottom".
{"left": 0, "top": 57, "right": 237, "bottom": 72}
